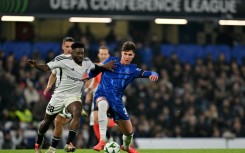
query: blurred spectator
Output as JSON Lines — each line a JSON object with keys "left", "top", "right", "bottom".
{"left": 105, "top": 28, "right": 116, "bottom": 42}
{"left": 15, "top": 103, "right": 33, "bottom": 123}
{"left": 138, "top": 43, "right": 153, "bottom": 67}
{"left": 23, "top": 79, "right": 40, "bottom": 109}
{"left": 1, "top": 41, "right": 245, "bottom": 149}
{"left": 32, "top": 95, "right": 48, "bottom": 121}
{"left": 0, "top": 73, "right": 17, "bottom": 110}
{"left": 216, "top": 26, "right": 235, "bottom": 47}
{"left": 45, "top": 51, "right": 55, "bottom": 63}
{"left": 11, "top": 128, "right": 27, "bottom": 149}
{"left": 150, "top": 34, "right": 161, "bottom": 56}
{"left": 66, "top": 23, "right": 82, "bottom": 41}
{"left": 2, "top": 130, "right": 13, "bottom": 149}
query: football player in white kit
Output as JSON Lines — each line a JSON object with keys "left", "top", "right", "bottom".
{"left": 42, "top": 37, "right": 86, "bottom": 153}
{"left": 28, "top": 42, "right": 115, "bottom": 153}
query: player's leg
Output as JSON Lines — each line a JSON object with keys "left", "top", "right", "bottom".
{"left": 54, "top": 115, "right": 70, "bottom": 138}
{"left": 116, "top": 120, "right": 133, "bottom": 149}
{"left": 35, "top": 96, "right": 62, "bottom": 153}
{"left": 35, "top": 113, "right": 57, "bottom": 153}
{"left": 47, "top": 115, "right": 71, "bottom": 152}
{"left": 64, "top": 100, "right": 82, "bottom": 152}
{"left": 87, "top": 125, "right": 96, "bottom": 148}
{"left": 86, "top": 106, "right": 96, "bottom": 148}
{"left": 96, "top": 98, "right": 109, "bottom": 141}
{"left": 115, "top": 105, "right": 137, "bottom": 153}
{"left": 116, "top": 120, "right": 138, "bottom": 153}
{"left": 94, "top": 109, "right": 116, "bottom": 142}
{"left": 93, "top": 97, "right": 109, "bottom": 151}
{"left": 93, "top": 109, "right": 100, "bottom": 141}
{"left": 108, "top": 118, "right": 116, "bottom": 128}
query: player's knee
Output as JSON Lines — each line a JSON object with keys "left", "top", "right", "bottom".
{"left": 94, "top": 118, "right": 99, "bottom": 124}
{"left": 94, "top": 112, "right": 99, "bottom": 123}
{"left": 97, "top": 100, "right": 108, "bottom": 111}
{"left": 123, "top": 125, "right": 134, "bottom": 135}
{"left": 127, "top": 132, "right": 134, "bottom": 137}
{"left": 72, "top": 110, "right": 81, "bottom": 119}
{"left": 43, "top": 117, "right": 54, "bottom": 125}
{"left": 54, "top": 119, "right": 62, "bottom": 127}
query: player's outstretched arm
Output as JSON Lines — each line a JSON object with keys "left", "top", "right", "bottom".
{"left": 43, "top": 73, "right": 56, "bottom": 95}
{"left": 27, "top": 59, "right": 51, "bottom": 72}
{"left": 142, "top": 71, "right": 159, "bottom": 81}
{"left": 100, "top": 60, "right": 116, "bottom": 71}
{"left": 149, "top": 72, "right": 159, "bottom": 81}
{"left": 83, "top": 60, "right": 116, "bottom": 80}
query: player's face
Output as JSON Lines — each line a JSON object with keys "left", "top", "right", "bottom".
{"left": 62, "top": 41, "right": 74, "bottom": 55}
{"left": 120, "top": 50, "right": 135, "bottom": 65}
{"left": 72, "top": 48, "right": 84, "bottom": 64}
{"left": 98, "top": 49, "right": 110, "bottom": 62}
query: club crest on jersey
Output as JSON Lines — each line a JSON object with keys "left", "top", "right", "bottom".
{"left": 125, "top": 68, "right": 130, "bottom": 74}
{"left": 136, "top": 68, "right": 141, "bottom": 71}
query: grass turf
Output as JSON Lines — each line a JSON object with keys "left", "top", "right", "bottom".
{"left": 0, "top": 149, "right": 244, "bottom": 153}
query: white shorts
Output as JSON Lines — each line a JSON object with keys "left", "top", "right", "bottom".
{"left": 46, "top": 94, "right": 81, "bottom": 115}
{"left": 58, "top": 107, "right": 73, "bottom": 119}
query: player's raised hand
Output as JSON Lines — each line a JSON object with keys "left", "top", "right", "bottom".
{"left": 82, "top": 72, "right": 89, "bottom": 81}
{"left": 149, "top": 72, "right": 159, "bottom": 81}
{"left": 102, "top": 60, "right": 116, "bottom": 71}
{"left": 43, "top": 86, "right": 52, "bottom": 95}
{"left": 149, "top": 75, "right": 158, "bottom": 81}
{"left": 27, "top": 59, "right": 37, "bottom": 68}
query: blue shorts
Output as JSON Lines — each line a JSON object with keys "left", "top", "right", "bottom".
{"left": 94, "top": 95, "right": 129, "bottom": 121}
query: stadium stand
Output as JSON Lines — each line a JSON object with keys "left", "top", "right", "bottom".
{"left": 32, "top": 42, "right": 61, "bottom": 60}
{"left": 176, "top": 45, "right": 204, "bottom": 65}
{"left": 204, "top": 45, "right": 231, "bottom": 63}
{"left": 2, "top": 42, "right": 32, "bottom": 60}
{"left": 232, "top": 45, "right": 245, "bottom": 65}
{"left": 160, "top": 44, "right": 176, "bottom": 58}
{"left": 1, "top": 42, "right": 245, "bottom": 149}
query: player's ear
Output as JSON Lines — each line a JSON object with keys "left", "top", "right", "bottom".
{"left": 132, "top": 53, "right": 135, "bottom": 58}
{"left": 121, "top": 51, "right": 124, "bottom": 56}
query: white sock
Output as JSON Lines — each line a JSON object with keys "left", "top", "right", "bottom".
{"left": 123, "top": 133, "right": 133, "bottom": 150}
{"left": 98, "top": 100, "right": 108, "bottom": 141}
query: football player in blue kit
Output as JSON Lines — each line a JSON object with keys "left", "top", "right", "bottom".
{"left": 83, "top": 41, "right": 158, "bottom": 153}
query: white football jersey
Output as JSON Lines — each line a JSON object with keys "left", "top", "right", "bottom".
{"left": 47, "top": 55, "right": 95, "bottom": 96}
{"left": 51, "top": 54, "right": 70, "bottom": 88}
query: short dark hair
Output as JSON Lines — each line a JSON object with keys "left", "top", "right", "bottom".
{"left": 71, "top": 42, "right": 85, "bottom": 49}
{"left": 121, "top": 41, "right": 136, "bottom": 53}
{"left": 99, "top": 46, "right": 109, "bottom": 50}
{"left": 62, "top": 37, "right": 74, "bottom": 43}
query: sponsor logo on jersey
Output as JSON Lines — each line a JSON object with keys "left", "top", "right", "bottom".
{"left": 67, "top": 75, "right": 83, "bottom": 82}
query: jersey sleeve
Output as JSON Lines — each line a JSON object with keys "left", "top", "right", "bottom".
{"left": 102, "top": 56, "right": 113, "bottom": 64}
{"left": 84, "top": 57, "right": 95, "bottom": 70}
{"left": 47, "top": 56, "right": 66, "bottom": 70}
{"left": 88, "top": 61, "right": 95, "bottom": 70}
{"left": 134, "top": 67, "right": 158, "bottom": 78}
{"left": 51, "top": 68, "right": 57, "bottom": 74}
{"left": 134, "top": 67, "right": 144, "bottom": 78}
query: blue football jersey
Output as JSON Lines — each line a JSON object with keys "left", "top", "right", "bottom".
{"left": 94, "top": 56, "right": 143, "bottom": 107}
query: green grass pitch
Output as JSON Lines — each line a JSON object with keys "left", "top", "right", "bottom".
{"left": 0, "top": 149, "right": 244, "bottom": 153}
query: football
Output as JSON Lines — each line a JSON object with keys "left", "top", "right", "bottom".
{"left": 104, "top": 141, "right": 120, "bottom": 153}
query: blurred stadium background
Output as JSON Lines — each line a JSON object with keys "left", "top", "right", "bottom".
{"left": 0, "top": 0, "right": 245, "bottom": 150}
